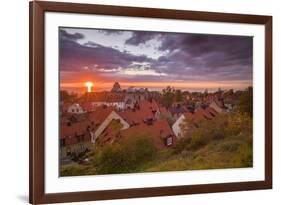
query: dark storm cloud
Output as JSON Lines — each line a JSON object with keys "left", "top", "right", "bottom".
{"left": 153, "top": 32, "right": 253, "bottom": 81}
{"left": 125, "top": 31, "right": 160, "bottom": 45}
{"left": 123, "top": 30, "right": 252, "bottom": 81}
{"left": 59, "top": 29, "right": 153, "bottom": 72}
{"left": 60, "top": 29, "right": 85, "bottom": 41}
{"left": 60, "top": 28, "right": 253, "bottom": 82}
{"left": 97, "top": 30, "right": 124, "bottom": 35}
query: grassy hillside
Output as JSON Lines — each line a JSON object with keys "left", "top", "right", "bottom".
{"left": 60, "top": 112, "right": 252, "bottom": 176}
{"left": 145, "top": 134, "right": 252, "bottom": 172}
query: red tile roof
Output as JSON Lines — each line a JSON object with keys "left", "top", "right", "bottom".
{"left": 192, "top": 108, "right": 208, "bottom": 123}
{"left": 88, "top": 106, "right": 115, "bottom": 125}
{"left": 183, "top": 111, "right": 193, "bottom": 120}
{"left": 80, "top": 102, "right": 94, "bottom": 112}
{"left": 118, "top": 100, "right": 159, "bottom": 125}
{"left": 139, "top": 99, "right": 159, "bottom": 111}
{"left": 60, "top": 121, "right": 91, "bottom": 139}
{"left": 159, "top": 106, "right": 171, "bottom": 117}
{"left": 60, "top": 121, "right": 93, "bottom": 145}
{"left": 205, "top": 107, "right": 218, "bottom": 117}
{"left": 84, "top": 92, "right": 125, "bottom": 102}
{"left": 120, "top": 119, "right": 175, "bottom": 149}
{"left": 183, "top": 107, "right": 218, "bottom": 125}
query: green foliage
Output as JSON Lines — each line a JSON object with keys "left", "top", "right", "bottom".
{"left": 161, "top": 87, "right": 184, "bottom": 107}
{"left": 163, "top": 112, "right": 253, "bottom": 171}
{"left": 147, "top": 133, "right": 253, "bottom": 172}
{"left": 162, "top": 86, "right": 175, "bottom": 108}
{"left": 174, "top": 114, "right": 227, "bottom": 152}
{"left": 60, "top": 164, "right": 97, "bottom": 176}
{"left": 93, "top": 135, "right": 157, "bottom": 174}
{"left": 172, "top": 136, "right": 192, "bottom": 154}
{"left": 175, "top": 89, "right": 183, "bottom": 102}
{"left": 175, "top": 112, "right": 252, "bottom": 153}
{"left": 236, "top": 86, "right": 253, "bottom": 116}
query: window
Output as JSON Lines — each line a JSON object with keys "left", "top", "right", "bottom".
{"left": 166, "top": 136, "right": 173, "bottom": 146}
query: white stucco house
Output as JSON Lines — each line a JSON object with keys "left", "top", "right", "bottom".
{"left": 91, "top": 101, "right": 125, "bottom": 110}
{"left": 209, "top": 100, "right": 226, "bottom": 113}
{"left": 67, "top": 103, "right": 85, "bottom": 114}
{"left": 92, "top": 111, "right": 130, "bottom": 143}
{"left": 172, "top": 114, "right": 186, "bottom": 138}
{"left": 172, "top": 112, "right": 194, "bottom": 139}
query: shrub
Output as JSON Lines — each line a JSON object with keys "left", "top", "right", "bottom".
{"left": 180, "top": 114, "right": 229, "bottom": 150}
{"left": 174, "top": 112, "right": 253, "bottom": 152}
{"left": 236, "top": 87, "right": 253, "bottom": 117}
{"left": 93, "top": 135, "right": 157, "bottom": 174}
{"left": 60, "top": 164, "right": 96, "bottom": 176}
{"left": 172, "top": 137, "right": 191, "bottom": 154}
{"left": 217, "top": 141, "right": 241, "bottom": 152}
{"left": 230, "top": 142, "right": 253, "bottom": 167}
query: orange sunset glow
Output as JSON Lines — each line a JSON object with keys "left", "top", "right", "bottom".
{"left": 61, "top": 80, "right": 252, "bottom": 93}
{"left": 85, "top": 81, "right": 94, "bottom": 92}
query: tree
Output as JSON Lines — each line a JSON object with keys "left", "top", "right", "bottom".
{"left": 174, "top": 112, "right": 253, "bottom": 153}
{"left": 175, "top": 89, "right": 183, "bottom": 102}
{"left": 236, "top": 86, "right": 253, "bottom": 117}
{"left": 93, "top": 135, "right": 157, "bottom": 174}
{"left": 162, "top": 86, "right": 175, "bottom": 108}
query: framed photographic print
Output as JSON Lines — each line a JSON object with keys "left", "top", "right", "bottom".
{"left": 29, "top": 1, "right": 272, "bottom": 204}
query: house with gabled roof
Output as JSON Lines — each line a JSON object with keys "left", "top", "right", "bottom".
{"left": 60, "top": 121, "right": 93, "bottom": 146}
{"left": 172, "top": 107, "right": 218, "bottom": 138}
{"left": 209, "top": 99, "right": 227, "bottom": 113}
{"left": 89, "top": 100, "right": 175, "bottom": 149}
{"left": 120, "top": 119, "right": 176, "bottom": 150}
{"left": 83, "top": 92, "right": 125, "bottom": 110}
{"left": 93, "top": 110, "right": 130, "bottom": 143}
{"left": 67, "top": 103, "right": 85, "bottom": 114}
{"left": 88, "top": 106, "right": 115, "bottom": 126}
{"left": 172, "top": 112, "right": 193, "bottom": 138}
{"left": 60, "top": 120, "right": 94, "bottom": 157}
{"left": 118, "top": 99, "right": 161, "bottom": 126}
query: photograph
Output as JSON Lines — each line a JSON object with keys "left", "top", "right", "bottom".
{"left": 59, "top": 27, "right": 253, "bottom": 176}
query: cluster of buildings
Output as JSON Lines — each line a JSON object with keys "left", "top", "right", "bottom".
{"left": 60, "top": 83, "right": 236, "bottom": 160}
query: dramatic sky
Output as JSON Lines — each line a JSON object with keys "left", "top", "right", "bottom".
{"left": 59, "top": 27, "right": 253, "bottom": 92}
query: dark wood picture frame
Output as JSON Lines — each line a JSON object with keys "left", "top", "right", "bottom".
{"left": 29, "top": 1, "right": 272, "bottom": 204}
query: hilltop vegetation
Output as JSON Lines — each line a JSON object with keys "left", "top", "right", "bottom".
{"left": 145, "top": 112, "right": 252, "bottom": 172}
{"left": 60, "top": 112, "right": 252, "bottom": 176}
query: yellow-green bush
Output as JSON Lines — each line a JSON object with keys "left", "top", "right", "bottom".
{"left": 60, "top": 164, "right": 96, "bottom": 176}
{"left": 93, "top": 135, "right": 157, "bottom": 174}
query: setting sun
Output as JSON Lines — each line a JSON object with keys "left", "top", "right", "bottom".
{"left": 85, "top": 81, "right": 94, "bottom": 92}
